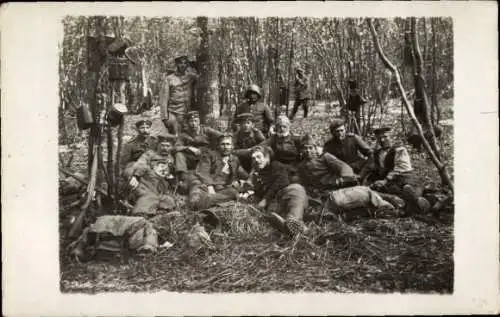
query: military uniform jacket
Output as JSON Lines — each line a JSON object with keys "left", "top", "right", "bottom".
{"left": 323, "top": 133, "right": 372, "bottom": 165}
{"left": 234, "top": 128, "right": 266, "bottom": 150}
{"left": 121, "top": 135, "right": 158, "bottom": 169}
{"left": 297, "top": 152, "right": 354, "bottom": 190}
{"left": 235, "top": 100, "right": 274, "bottom": 134}
{"left": 294, "top": 74, "right": 312, "bottom": 100}
{"left": 176, "top": 125, "right": 224, "bottom": 151}
{"left": 260, "top": 133, "right": 303, "bottom": 166}
{"left": 252, "top": 160, "right": 292, "bottom": 202}
{"left": 194, "top": 151, "right": 249, "bottom": 188}
{"left": 159, "top": 70, "right": 198, "bottom": 119}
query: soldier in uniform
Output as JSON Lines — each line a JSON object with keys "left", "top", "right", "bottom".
{"left": 259, "top": 115, "right": 303, "bottom": 167}
{"left": 232, "top": 112, "right": 266, "bottom": 172}
{"left": 289, "top": 66, "right": 312, "bottom": 121}
{"left": 368, "top": 127, "right": 431, "bottom": 214}
{"left": 323, "top": 118, "right": 373, "bottom": 174}
{"left": 121, "top": 119, "right": 158, "bottom": 171}
{"left": 187, "top": 134, "right": 249, "bottom": 210}
{"left": 234, "top": 84, "right": 274, "bottom": 136}
{"left": 250, "top": 145, "right": 308, "bottom": 238}
{"left": 296, "top": 135, "right": 358, "bottom": 196}
{"left": 159, "top": 55, "right": 199, "bottom": 135}
{"left": 174, "top": 111, "right": 224, "bottom": 184}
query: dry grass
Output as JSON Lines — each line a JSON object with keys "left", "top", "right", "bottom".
{"left": 59, "top": 98, "right": 454, "bottom": 294}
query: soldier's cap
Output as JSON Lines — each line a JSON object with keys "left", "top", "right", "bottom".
{"left": 174, "top": 55, "right": 189, "bottom": 63}
{"left": 329, "top": 118, "right": 345, "bottom": 131}
{"left": 373, "top": 127, "right": 392, "bottom": 135}
{"left": 295, "top": 65, "right": 305, "bottom": 73}
{"left": 158, "top": 134, "right": 176, "bottom": 143}
{"left": 244, "top": 84, "right": 262, "bottom": 98}
{"left": 186, "top": 111, "right": 200, "bottom": 120}
{"left": 236, "top": 112, "right": 254, "bottom": 123}
{"left": 300, "top": 135, "right": 316, "bottom": 148}
{"left": 135, "top": 119, "right": 152, "bottom": 128}
{"left": 251, "top": 145, "right": 274, "bottom": 160}
{"left": 217, "top": 133, "right": 234, "bottom": 144}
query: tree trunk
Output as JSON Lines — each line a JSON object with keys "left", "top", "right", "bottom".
{"left": 368, "top": 19, "right": 453, "bottom": 192}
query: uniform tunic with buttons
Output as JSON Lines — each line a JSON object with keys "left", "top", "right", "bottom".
{"left": 323, "top": 133, "right": 372, "bottom": 172}
{"left": 121, "top": 135, "right": 159, "bottom": 170}
{"left": 235, "top": 101, "right": 274, "bottom": 134}
{"left": 159, "top": 70, "right": 198, "bottom": 119}
{"left": 297, "top": 152, "right": 355, "bottom": 191}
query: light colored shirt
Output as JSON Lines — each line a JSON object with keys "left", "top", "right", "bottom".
{"left": 384, "top": 147, "right": 413, "bottom": 180}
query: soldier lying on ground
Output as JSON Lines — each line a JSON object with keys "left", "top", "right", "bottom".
{"left": 187, "top": 134, "right": 249, "bottom": 211}
{"left": 122, "top": 135, "right": 177, "bottom": 216}
{"left": 234, "top": 84, "right": 274, "bottom": 136}
{"left": 366, "top": 126, "right": 431, "bottom": 215}
{"left": 174, "top": 111, "right": 224, "bottom": 185}
{"left": 121, "top": 119, "right": 159, "bottom": 171}
{"left": 323, "top": 118, "right": 373, "bottom": 175}
{"left": 232, "top": 112, "right": 266, "bottom": 173}
{"left": 249, "top": 145, "right": 308, "bottom": 238}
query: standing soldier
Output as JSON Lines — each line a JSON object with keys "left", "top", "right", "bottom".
{"left": 121, "top": 119, "right": 158, "bottom": 171}
{"left": 159, "top": 54, "right": 199, "bottom": 135}
{"left": 323, "top": 118, "right": 373, "bottom": 175}
{"left": 232, "top": 113, "right": 266, "bottom": 172}
{"left": 234, "top": 84, "right": 274, "bottom": 136}
{"left": 289, "top": 66, "right": 312, "bottom": 121}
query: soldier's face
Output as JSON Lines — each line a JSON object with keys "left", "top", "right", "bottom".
{"left": 242, "top": 120, "right": 253, "bottom": 132}
{"left": 219, "top": 138, "right": 234, "bottom": 156}
{"left": 188, "top": 117, "right": 200, "bottom": 130}
{"left": 302, "top": 144, "right": 317, "bottom": 159}
{"left": 378, "top": 132, "right": 392, "bottom": 149}
{"left": 248, "top": 92, "right": 259, "bottom": 103}
{"left": 176, "top": 60, "right": 188, "bottom": 73}
{"left": 275, "top": 121, "right": 290, "bottom": 136}
{"left": 334, "top": 126, "right": 346, "bottom": 140}
{"left": 252, "top": 151, "right": 270, "bottom": 170}
{"left": 137, "top": 124, "right": 151, "bottom": 136}
{"left": 158, "top": 141, "right": 173, "bottom": 155}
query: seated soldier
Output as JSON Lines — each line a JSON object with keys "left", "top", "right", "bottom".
{"left": 232, "top": 112, "right": 266, "bottom": 172}
{"left": 296, "top": 135, "right": 358, "bottom": 197}
{"left": 174, "top": 110, "right": 224, "bottom": 184}
{"left": 323, "top": 118, "right": 373, "bottom": 175}
{"left": 121, "top": 119, "right": 159, "bottom": 171}
{"left": 187, "top": 134, "right": 249, "bottom": 210}
{"left": 123, "top": 135, "right": 177, "bottom": 216}
{"left": 367, "top": 126, "right": 431, "bottom": 214}
{"left": 250, "top": 145, "right": 308, "bottom": 237}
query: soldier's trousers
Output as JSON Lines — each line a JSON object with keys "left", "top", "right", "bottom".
{"left": 277, "top": 183, "right": 308, "bottom": 221}
{"left": 164, "top": 112, "right": 185, "bottom": 135}
{"left": 188, "top": 183, "right": 239, "bottom": 210}
{"left": 175, "top": 151, "right": 200, "bottom": 174}
{"left": 289, "top": 98, "right": 311, "bottom": 120}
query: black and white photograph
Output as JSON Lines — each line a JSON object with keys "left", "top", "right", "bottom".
{"left": 58, "top": 15, "right": 455, "bottom": 293}
{"left": 2, "top": 2, "right": 498, "bottom": 316}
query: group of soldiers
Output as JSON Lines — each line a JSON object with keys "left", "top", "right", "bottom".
{"left": 68, "top": 54, "right": 436, "bottom": 260}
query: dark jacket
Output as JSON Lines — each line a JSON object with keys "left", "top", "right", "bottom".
{"left": 194, "top": 150, "right": 249, "bottom": 189}
{"left": 121, "top": 135, "right": 158, "bottom": 169}
{"left": 297, "top": 152, "right": 354, "bottom": 191}
{"left": 252, "top": 160, "right": 292, "bottom": 202}
{"left": 323, "top": 133, "right": 372, "bottom": 166}
{"left": 235, "top": 101, "right": 274, "bottom": 134}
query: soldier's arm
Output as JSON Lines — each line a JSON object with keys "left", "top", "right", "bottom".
{"left": 354, "top": 135, "right": 373, "bottom": 157}
{"left": 322, "top": 152, "right": 355, "bottom": 177}
{"left": 158, "top": 75, "right": 170, "bottom": 122}
{"left": 386, "top": 147, "right": 413, "bottom": 180}
{"left": 253, "top": 129, "right": 266, "bottom": 144}
{"left": 261, "top": 163, "right": 290, "bottom": 202}
{"left": 206, "top": 126, "right": 224, "bottom": 139}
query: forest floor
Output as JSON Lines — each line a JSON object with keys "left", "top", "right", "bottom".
{"left": 59, "top": 98, "right": 454, "bottom": 293}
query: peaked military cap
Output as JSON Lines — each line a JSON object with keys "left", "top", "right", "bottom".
{"left": 135, "top": 119, "right": 152, "bottom": 128}
{"left": 373, "top": 126, "right": 392, "bottom": 135}
{"left": 186, "top": 111, "right": 200, "bottom": 120}
{"left": 158, "top": 134, "right": 175, "bottom": 143}
{"left": 174, "top": 55, "right": 189, "bottom": 63}
{"left": 236, "top": 112, "right": 254, "bottom": 122}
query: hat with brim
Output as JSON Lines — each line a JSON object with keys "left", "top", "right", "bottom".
{"left": 174, "top": 55, "right": 189, "bottom": 63}
{"left": 373, "top": 127, "right": 392, "bottom": 135}
{"left": 135, "top": 119, "right": 152, "bottom": 128}
{"left": 158, "top": 135, "right": 176, "bottom": 143}
{"left": 236, "top": 113, "right": 254, "bottom": 123}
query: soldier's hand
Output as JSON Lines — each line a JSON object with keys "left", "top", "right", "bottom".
{"left": 257, "top": 198, "right": 268, "bottom": 209}
{"left": 129, "top": 176, "right": 139, "bottom": 189}
{"left": 207, "top": 186, "right": 216, "bottom": 195}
